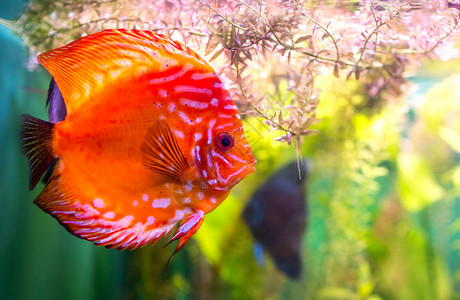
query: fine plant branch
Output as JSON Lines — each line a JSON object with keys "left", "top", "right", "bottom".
{"left": 369, "top": 2, "right": 380, "bottom": 67}
{"left": 354, "top": 10, "right": 400, "bottom": 69}
{"left": 239, "top": 0, "right": 344, "bottom": 65}
{"left": 423, "top": 11, "right": 460, "bottom": 54}
{"left": 199, "top": 0, "right": 249, "bottom": 31}
{"left": 61, "top": 0, "right": 119, "bottom": 5}
{"left": 234, "top": 62, "right": 319, "bottom": 143}
{"left": 395, "top": 12, "right": 460, "bottom": 55}
{"left": 208, "top": 1, "right": 345, "bottom": 66}
{"left": 295, "top": 7, "right": 340, "bottom": 62}
{"left": 236, "top": 0, "right": 293, "bottom": 49}
{"left": 235, "top": 66, "right": 297, "bottom": 137}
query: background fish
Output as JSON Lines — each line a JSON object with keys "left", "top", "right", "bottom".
{"left": 242, "top": 160, "right": 309, "bottom": 279}
{"left": 20, "top": 29, "right": 256, "bottom": 253}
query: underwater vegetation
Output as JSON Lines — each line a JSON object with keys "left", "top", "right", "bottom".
{"left": 1, "top": 0, "right": 460, "bottom": 299}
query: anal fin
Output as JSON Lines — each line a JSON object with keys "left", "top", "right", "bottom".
{"left": 35, "top": 163, "right": 177, "bottom": 250}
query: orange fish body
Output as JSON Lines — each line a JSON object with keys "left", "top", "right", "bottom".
{"left": 21, "top": 29, "right": 256, "bottom": 251}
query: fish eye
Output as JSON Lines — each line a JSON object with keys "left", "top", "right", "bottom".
{"left": 215, "top": 132, "right": 235, "bottom": 151}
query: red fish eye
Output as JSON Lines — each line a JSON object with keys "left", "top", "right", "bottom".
{"left": 215, "top": 132, "right": 235, "bottom": 151}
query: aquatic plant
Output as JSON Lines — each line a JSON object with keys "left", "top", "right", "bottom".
{"left": 12, "top": 0, "right": 460, "bottom": 153}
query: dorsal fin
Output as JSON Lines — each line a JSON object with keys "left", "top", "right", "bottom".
{"left": 37, "top": 29, "right": 210, "bottom": 115}
{"left": 141, "top": 120, "right": 190, "bottom": 182}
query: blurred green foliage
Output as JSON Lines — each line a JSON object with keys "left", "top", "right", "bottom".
{"left": 121, "top": 63, "right": 460, "bottom": 300}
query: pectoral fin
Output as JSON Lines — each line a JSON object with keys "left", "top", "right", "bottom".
{"left": 141, "top": 120, "right": 190, "bottom": 182}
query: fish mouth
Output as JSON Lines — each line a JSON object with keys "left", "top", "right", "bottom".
{"left": 241, "top": 149, "right": 257, "bottom": 176}
{"left": 212, "top": 157, "right": 256, "bottom": 191}
{"left": 248, "top": 156, "right": 257, "bottom": 167}
{"left": 243, "top": 158, "right": 257, "bottom": 175}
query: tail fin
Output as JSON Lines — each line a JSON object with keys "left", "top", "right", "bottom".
{"left": 20, "top": 114, "right": 56, "bottom": 190}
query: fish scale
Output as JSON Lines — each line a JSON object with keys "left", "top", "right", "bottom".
{"left": 20, "top": 29, "right": 256, "bottom": 253}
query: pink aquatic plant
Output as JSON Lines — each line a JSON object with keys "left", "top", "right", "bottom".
{"left": 13, "top": 0, "right": 460, "bottom": 149}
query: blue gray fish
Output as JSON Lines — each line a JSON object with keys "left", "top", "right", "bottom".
{"left": 242, "top": 160, "right": 310, "bottom": 279}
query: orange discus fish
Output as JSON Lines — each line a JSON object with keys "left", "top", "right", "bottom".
{"left": 20, "top": 29, "right": 256, "bottom": 252}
